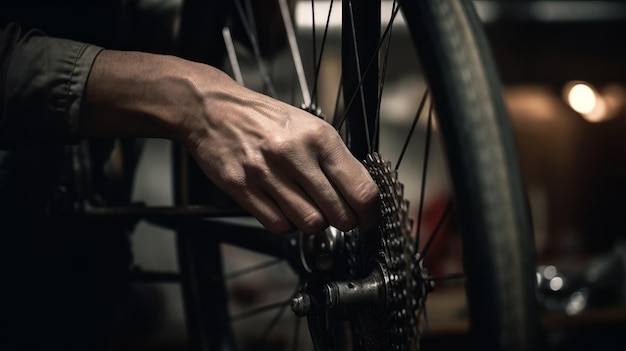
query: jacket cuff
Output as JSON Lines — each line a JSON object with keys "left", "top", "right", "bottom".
{"left": 4, "top": 34, "right": 102, "bottom": 142}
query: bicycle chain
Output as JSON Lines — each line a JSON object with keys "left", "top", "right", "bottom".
{"left": 344, "top": 152, "right": 431, "bottom": 351}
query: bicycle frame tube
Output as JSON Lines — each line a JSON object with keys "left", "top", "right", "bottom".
{"left": 343, "top": 0, "right": 381, "bottom": 161}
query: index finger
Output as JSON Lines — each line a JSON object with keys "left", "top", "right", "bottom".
{"left": 320, "top": 143, "right": 381, "bottom": 232}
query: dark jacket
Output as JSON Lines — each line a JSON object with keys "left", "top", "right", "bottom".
{"left": 0, "top": 23, "right": 129, "bottom": 351}
{"left": 0, "top": 23, "right": 102, "bottom": 145}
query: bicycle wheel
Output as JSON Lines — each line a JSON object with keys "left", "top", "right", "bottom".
{"left": 176, "top": 1, "right": 541, "bottom": 350}
{"left": 398, "top": 1, "right": 540, "bottom": 350}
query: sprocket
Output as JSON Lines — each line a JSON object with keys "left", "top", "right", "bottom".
{"left": 291, "top": 152, "right": 432, "bottom": 350}
{"left": 345, "top": 152, "right": 431, "bottom": 350}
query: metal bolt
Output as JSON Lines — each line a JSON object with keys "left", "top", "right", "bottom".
{"left": 291, "top": 292, "right": 311, "bottom": 317}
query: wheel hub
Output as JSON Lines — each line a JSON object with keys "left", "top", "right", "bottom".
{"left": 291, "top": 152, "right": 433, "bottom": 350}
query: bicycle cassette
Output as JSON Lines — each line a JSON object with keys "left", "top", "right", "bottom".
{"left": 345, "top": 152, "right": 431, "bottom": 351}
{"left": 292, "top": 152, "right": 432, "bottom": 351}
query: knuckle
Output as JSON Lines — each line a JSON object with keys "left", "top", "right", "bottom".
{"left": 241, "top": 156, "right": 270, "bottom": 178}
{"left": 267, "top": 134, "right": 296, "bottom": 155}
{"left": 332, "top": 212, "right": 357, "bottom": 232}
{"left": 299, "top": 211, "right": 327, "bottom": 234}
{"left": 220, "top": 166, "right": 245, "bottom": 190}
{"left": 263, "top": 137, "right": 300, "bottom": 165}
{"left": 311, "top": 123, "right": 339, "bottom": 147}
{"left": 353, "top": 179, "right": 380, "bottom": 212}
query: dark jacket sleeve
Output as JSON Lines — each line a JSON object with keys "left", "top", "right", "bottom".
{"left": 0, "top": 23, "right": 102, "bottom": 146}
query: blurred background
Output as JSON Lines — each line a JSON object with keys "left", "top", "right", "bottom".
{"left": 2, "top": 0, "right": 626, "bottom": 350}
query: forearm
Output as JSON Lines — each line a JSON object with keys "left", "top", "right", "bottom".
{"left": 0, "top": 25, "right": 236, "bottom": 146}
{"left": 81, "top": 49, "right": 226, "bottom": 143}
{"left": 80, "top": 48, "right": 293, "bottom": 159}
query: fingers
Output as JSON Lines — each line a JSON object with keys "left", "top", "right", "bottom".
{"left": 240, "top": 168, "right": 351, "bottom": 234}
{"left": 262, "top": 177, "right": 330, "bottom": 234}
{"left": 265, "top": 140, "right": 379, "bottom": 234}
{"left": 287, "top": 167, "right": 358, "bottom": 232}
{"left": 280, "top": 117, "right": 380, "bottom": 232}
{"left": 319, "top": 142, "right": 381, "bottom": 232}
{"left": 233, "top": 190, "right": 296, "bottom": 234}
{"left": 256, "top": 122, "right": 379, "bottom": 234}
{"left": 233, "top": 153, "right": 374, "bottom": 235}
{"left": 222, "top": 159, "right": 333, "bottom": 234}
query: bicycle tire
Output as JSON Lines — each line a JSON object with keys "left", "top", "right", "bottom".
{"left": 397, "top": 1, "right": 541, "bottom": 350}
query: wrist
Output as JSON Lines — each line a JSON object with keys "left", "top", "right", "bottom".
{"left": 175, "top": 63, "right": 243, "bottom": 150}
{"left": 81, "top": 50, "right": 219, "bottom": 142}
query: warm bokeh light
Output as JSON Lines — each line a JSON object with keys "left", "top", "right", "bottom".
{"left": 564, "top": 81, "right": 611, "bottom": 123}
{"left": 567, "top": 83, "right": 597, "bottom": 115}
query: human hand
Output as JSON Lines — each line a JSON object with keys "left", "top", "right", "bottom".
{"left": 183, "top": 71, "right": 380, "bottom": 234}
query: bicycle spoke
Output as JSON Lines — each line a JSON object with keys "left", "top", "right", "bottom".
{"left": 257, "top": 295, "right": 292, "bottom": 346}
{"left": 311, "top": 0, "right": 317, "bottom": 106}
{"left": 232, "top": 299, "right": 291, "bottom": 321}
{"left": 414, "top": 295, "right": 429, "bottom": 341}
{"left": 395, "top": 89, "right": 429, "bottom": 171}
{"left": 292, "top": 313, "right": 301, "bottom": 351}
{"left": 420, "top": 199, "right": 452, "bottom": 260}
{"left": 244, "top": 0, "right": 258, "bottom": 38}
{"left": 426, "top": 272, "right": 465, "bottom": 282}
{"left": 375, "top": 0, "right": 399, "bottom": 139}
{"left": 279, "top": 0, "right": 311, "bottom": 107}
{"left": 332, "top": 74, "right": 343, "bottom": 124}
{"left": 289, "top": 64, "right": 298, "bottom": 106}
{"left": 332, "top": 2, "right": 401, "bottom": 130}
{"left": 311, "top": 0, "right": 336, "bottom": 107}
{"left": 347, "top": 0, "right": 372, "bottom": 154}
{"left": 226, "top": 258, "right": 284, "bottom": 280}
{"left": 414, "top": 101, "right": 436, "bottom": 252}
{"left": 233, "top": 0, "right": 277, "bottom": 97}
{"left": 222, "top": 27, "right": 244, "bottom": 85}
